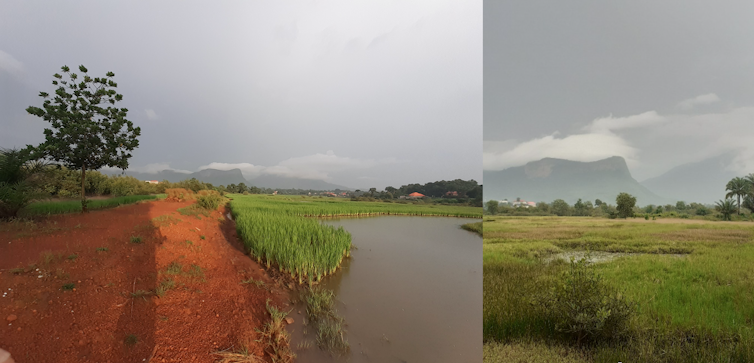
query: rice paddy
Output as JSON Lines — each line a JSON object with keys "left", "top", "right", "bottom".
{"left": 229, "top": 194, "right": 480, "bottom": 283}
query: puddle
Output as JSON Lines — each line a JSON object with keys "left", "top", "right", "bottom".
{"left": 289, "top": 216, "right": 482, "bottom": 362}
{"left": 545, "top": 251, "right": 688, "bottom": 264}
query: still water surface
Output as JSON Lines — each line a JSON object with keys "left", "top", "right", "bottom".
{"left": 289, "top": 216, "right": 482, "bottom": 363}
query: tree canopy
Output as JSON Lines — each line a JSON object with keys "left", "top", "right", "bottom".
{"left": 26, "top": 65, "right": 140, "bottom": 211}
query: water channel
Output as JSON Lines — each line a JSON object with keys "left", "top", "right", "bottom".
{"left": 288, "top": 216, "right": 482, "bottom": 363}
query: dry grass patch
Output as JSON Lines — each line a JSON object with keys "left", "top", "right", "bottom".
{"left": 483, "top": 341, "right": 590, "bottom": 363}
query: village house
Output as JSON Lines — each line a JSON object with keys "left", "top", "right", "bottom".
{"left": 511, "top": 200, "right": 536, "bottom": 208}
{"left": 403, "top": 192, "right": 426, "bottom": 200}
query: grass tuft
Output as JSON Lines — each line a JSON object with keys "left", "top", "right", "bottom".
{"left": 124, "top": 334, "right": 138, "bottom": 346}
{"left": 165, "top": 261, "right": 183, "bottom": 275}
{"left": 256, "top": 299, "right": 295, "bottom": 363}
{"left": 303, "top": 287, "right": 349, "bottom": 354}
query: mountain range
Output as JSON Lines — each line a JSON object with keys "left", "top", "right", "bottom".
{"left": 639, "top": 153, "right": 738, "bottom": 204}
{"left": 484, "top": 156, "right": 668, "bottom": 205}
{"left": 101, "top": 168, "right": 352, "bottom": 191}
{"left": 484, "top": 154, "right": 743, "bottom": 205}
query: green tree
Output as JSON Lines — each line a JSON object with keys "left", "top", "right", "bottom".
{"left": 26, "top": 65, "right": 140, "bottom": 212}
{"left": 615, "top": 192, "right": 636, "bottom": 218}
{"left": 551, "top": 199, "right": 570, "bottom": 216}
{"left": 725, "top": 177, "right": 749, "bottom": 215}
{"left": 716, "top": 199, "right": 737, "bottom": 221}
{"left": 485, "top": 200, "right": 499, "bottom": 215}
{"left": 675, "top": 201, "right": 687, "bottom": 211}
{"left": 574, "top": 198, "right": 589, "bottom": 216}
{"left": 594, "top": 199, "right": 603, "bottom": 207}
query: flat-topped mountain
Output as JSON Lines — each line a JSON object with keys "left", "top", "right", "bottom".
{"left": 484, "top": 156, "right": 667, "bottom": 205}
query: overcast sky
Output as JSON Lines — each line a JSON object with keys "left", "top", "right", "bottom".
{"left": 0, "top": 0, "right": 481, "bottom": 190}
{"left": 484, "top": 0, "right": 754, "bottom": 181}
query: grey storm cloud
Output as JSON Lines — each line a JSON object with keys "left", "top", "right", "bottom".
{"left": 1, "top": 0, "right": 481, "bottom": 190}
{"left": 484, "top": 0, "right": 754, "bottom": 181}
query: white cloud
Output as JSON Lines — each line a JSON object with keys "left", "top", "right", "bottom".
{"left": 586, "top": 111, "right": 666, "bottom": 134}
{"left": 484, "top": 132, "right": 638, "bottom": 171}
{"left": 677, "top": 93, "right": 720, "bottom": 110}
{"left": 198, "top": 151, "right": 399, "bottom": 181}
{"left": 0, "top": 50, "right": 24, "bottom": 77}
{"left": 485, "top": 105, "right": 754, "bottom": 181}
{"left": 145, "top": 109, "right": 159, "bottom": 120}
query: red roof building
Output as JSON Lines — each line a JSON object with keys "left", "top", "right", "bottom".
{"left": 408, "top": 192, "right": 425, "bottom": 198}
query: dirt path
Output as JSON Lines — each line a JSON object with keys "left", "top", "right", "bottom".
{"left": 0, "top": 200, "right": 290, "bottom": 363}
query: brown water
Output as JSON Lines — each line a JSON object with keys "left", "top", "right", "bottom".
{"left": 289, "top": 216, "right": 482, "bottom": 363}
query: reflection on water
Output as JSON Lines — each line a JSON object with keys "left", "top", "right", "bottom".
{"left": 289, "top": 216, "right": 482, "bottom": 363}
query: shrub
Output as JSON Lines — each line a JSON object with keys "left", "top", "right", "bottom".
{"left": 534, "top": 252, "right": 634, "bottom": 345}
{"left": 196, "top": 190, "right": 223, "bottom": 210}
{"left": 0, "top": 181, "right": 34, "bottom": 219}
{"left": 165, "top": 188, "right": 194, "bottom": 201}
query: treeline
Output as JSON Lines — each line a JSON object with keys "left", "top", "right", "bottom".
{"left": 486, "top": 197, "right": 712, "bottom": 219}
{"left": 352, "top": 179, "right": 483, "bottom": 206}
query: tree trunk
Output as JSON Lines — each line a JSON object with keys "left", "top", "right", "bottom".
{"left": 739, "top": 195, "right": 742, "bottom": 215}
{"left": 81, "top": 164, "right": 87, "bottom": 213}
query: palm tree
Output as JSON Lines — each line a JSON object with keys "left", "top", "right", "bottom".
{"left": 715, "top": 199, "right": 737, "bottom": 221}
{"left": 725, "top": 177, "right": 749, "bottom": 215}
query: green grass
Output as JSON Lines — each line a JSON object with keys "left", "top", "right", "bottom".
{"left": 303, "top": 287, "right": 349, "bottom": 354}
{"left": 165, "top": 261, "right": 183, "bottom": 275}
{"left": 229, "top": 194, "right": 480, "bottom": 283}
{"left": 462, "top": 221, "right": 483, "bottom": 236}
{"left": 62, "top": 283, "right": 75, "bottom": 291}
{"left": 241, "top": 277, "right": 265, "bottom": 287}
{"left": 130, "top": 235, "right": 142, "bottom": 244}
{"left": 22, "top": 195, "right": 158, "bottom": 216}
{"left": 178, "top": 204, "right": 210, "bottom": 219}
{"left": 155, "top": 278, "right": 176, "bottom": 297}
{"left": 152, "top": 214, "right": 181, "bottom": 227}
{"left": 484, "top": 216, "right": 754, "bottom": 362}
{"left": 96, "top": 247, "right": 108, "bottom": 252}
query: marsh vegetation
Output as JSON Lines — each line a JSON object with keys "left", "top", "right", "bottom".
{"left": 484, "top": 216, "right": 754, "bottom": 362}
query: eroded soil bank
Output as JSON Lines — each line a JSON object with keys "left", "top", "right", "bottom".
{"left": 0, "top": 200, "right": 289, "bottom": 363}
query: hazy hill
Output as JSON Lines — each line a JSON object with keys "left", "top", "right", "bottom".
{"left": 102, "top": 168, "right": 352, "bottom": 191}
{"left": 102, "top": 168, "right": 247, "bottom": 186}
{"left": 246, "top": 174, "right": 351, "bottom": 191}
{"left": 484, "top": 156, "right": 668, "bottom": 205}
{"left": 640, "top": 153, "right": 738, "bottom": 204}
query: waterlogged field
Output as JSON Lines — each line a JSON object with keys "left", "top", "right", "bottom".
{"left": 21, "top": 194, "right": 162, "bottom": 216}
{"left": 229, "top": 194, "right": 481, "bottom": 283}
{"left": 483, "top": 216, "right": 754, "bottom": 363}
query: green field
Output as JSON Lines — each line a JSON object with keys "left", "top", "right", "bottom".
{"left": 484, "top": 216, "right": 754, "bottom": 363}
{"left": 21, "top": 194, "right": 163, "bottom": 216}
{"left": 229, "top": 194, "right": 481, "bottom": 284}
